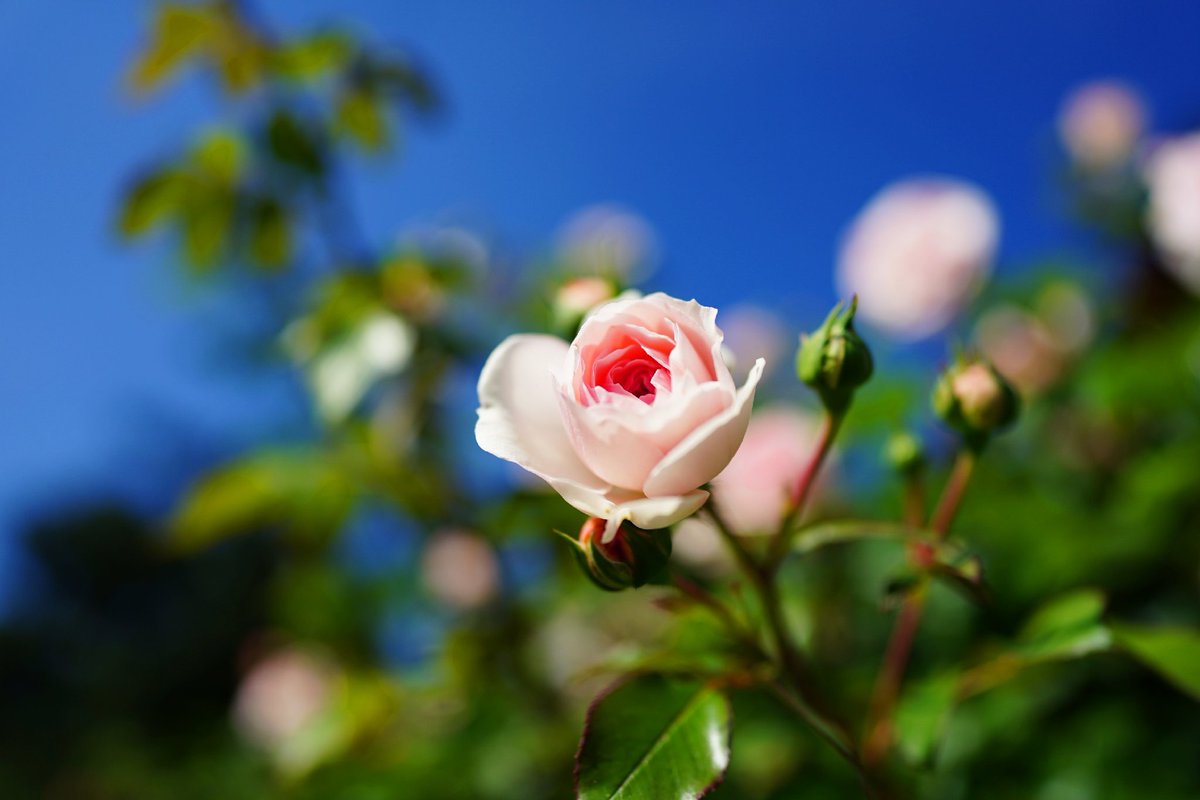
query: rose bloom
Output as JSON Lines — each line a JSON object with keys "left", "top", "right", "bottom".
{"left": 1145, "top": 132, "right": 1200, "bottom": 294}
{"left": 711, "top": 407, "right": 827, "bottom": 533}
{"left": 838, "top": 178, "right": 1000, "bottom": 340}
{"left": 1058, "top": 81, "right": 1145, "bottom": 170}
{"left": 556, "top": 204, "right": 658, "bottom": 279}
{"left": 476, "top": 292, "right": 764, "bottom": 540}
{"left": 422, "top": 528, "right": 500, "bottom": 610}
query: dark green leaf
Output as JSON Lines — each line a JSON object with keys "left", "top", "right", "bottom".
{"left": 266, "top": 110, "right": 325, "bottom": 176}
{"left": 248, "top": 198, "right": 292, "bottom": 268}
{"left": 575, "top": 675, "right": 731, "bottom": 800}
{"left": 1113, "top": 624, "right": 1200, "bottom": 701}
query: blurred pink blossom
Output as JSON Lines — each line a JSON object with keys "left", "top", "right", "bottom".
{"left": 976, "top": 306, "right": 1065, "bottom": 396}
{"left": 838, "top": 178, "right": 999, "bottom": 340}
{"left": 233, "top": 647, "right": 334, "bottom": 754}
{"left": 1145, "top": 132, "right": 1200, "bottom": 293}
{"left": 711, "top": 407, "right": 828, "bottom": 534}
{"left": 422, "top": 529, "right": 501, "bottom": 610}
{"left": 1058, "top": 81, "right": 1145, "bottom": 170}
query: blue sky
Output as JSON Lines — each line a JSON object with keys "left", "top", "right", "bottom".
{"left": 3, "top": 0, "right": 1200, "bottom": 604}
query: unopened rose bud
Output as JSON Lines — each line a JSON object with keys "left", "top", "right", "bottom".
{"left": 570, "top": 517, "right": 672, "bottom": 591}
{"left": 933, "top": 357, "right": 1019, "bottom": 447}
{"left": 884, "top": 431, "right": 926, "bottom": 476}
{"left": 797, "top": 298, "right": 874, "bottom": 413}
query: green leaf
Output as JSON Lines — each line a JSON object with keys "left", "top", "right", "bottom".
{"left": 1016, "top": 588, "right": 1112, "bottom": 662}
{"left": 170, "top": 450, "right": 354, "bottom": 552}
{"left": 118, "top": 170, "right": 182, "bottom": 238}
{"left": 248, "top": 198, "right": 292, "bottom": 268}
{"left": 575, "top": 675, "right": 731, "bottom": 800}
{"left": 272, "top": 30, "right": 353, "bottom": 81}
{"left": 1113, "top": 624, "right": 1200, "bottom": 701}
{"left": 894, "top": 672, "right": 959, "bottom": 767}
{"left": 127, "top": 4, "right": 213, "bottom": 94}
{"left": 335, "top": 90, "right": 389, "bottom": 152}
{"left": 791, "top": 519, "right": 929, "bottom": 555}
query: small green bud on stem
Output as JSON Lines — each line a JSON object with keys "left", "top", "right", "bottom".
{"left": 797, "top": 298, "right": 874, "bottom": 414}
{"left": 933, "top": 356, "right": 1019, "bottom": 449}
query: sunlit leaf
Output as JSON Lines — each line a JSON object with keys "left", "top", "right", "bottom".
{"left": 170, "top": 450, "right": 354, "bottom": 552}
{"left": 335, "top": 90, "right": 389, "bottom": 152}
{"left": 1113, "top": 624, "right": 1200, "bottom": 701}
{"left": 118, "top": 170, "right": 183, "bottom": 238}
{"left": 127, "top": 3, "right": 213, "bottom": 94}
{"left": 181, "top": 189, "right": 234, "bottom": 269}
{"left": 1016, "top": 588, "right": 1112, "bottom": 662}
{"left": 791, "top": 519, "right": 930, "bottom": 555}
{"left": 272, "top": 30, "right": 353, "bottom": 81}
{"left": 575, "top": 674, "right": 731, "bottom": 800}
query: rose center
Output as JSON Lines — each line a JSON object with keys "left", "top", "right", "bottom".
{"left": 608, "top": 357, "right": 659, "bottom": 401}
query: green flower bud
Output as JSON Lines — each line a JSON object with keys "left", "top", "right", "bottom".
{"left": 884, "top": 431, "right": 926, "bottom": 476}
{"left": 796, "top": 298, "right": 874, "bottom": 413}
{"left": 569, "top": 518, "right": 672, "bottom": 592}
{"left": 932, "top": 356, "right": 1019, "bottom": 448}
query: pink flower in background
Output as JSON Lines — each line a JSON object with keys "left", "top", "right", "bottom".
{"left": 1145, "top": 132, "right": 1200, "bottom": 294}
{"left": 422, "top": 529, "right": 500, "bottom": 610}
{"left": 556, "top": 204, "right": 658, "bottom": 280}
{"left": 976, "top": 306, "right": 1065, "bottom": 396}
{"left": 712, "top": 407, "right": 827, "bottom": 533}
{"left": 1058, "top": 81, "right": 1145, "bottom": 170}
{"left": 477, "top": 292, "right": 764, "bottom": 539}
{"left": 233, "top": 647, "right": 334, "bottom": 757}
{"left": 838, "top": 178, "right": 1000, "bottom": 340}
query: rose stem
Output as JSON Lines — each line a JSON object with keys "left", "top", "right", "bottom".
{"left": 702, "top": 501, "right": 857, "bottom": 764}
{"left": 768, "top": 410, "right": 845, "bottom": 569}
{"left": 862, "top": 448, "right": 978, "bottom": 767}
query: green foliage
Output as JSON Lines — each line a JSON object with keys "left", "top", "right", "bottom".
{"left": 170, "top": 449, "right": 355, "bottom": 551}
{"left": 1114, "top": 625, "right": 1200, "bottom": 701}
{"left": 575, "top": 675, "right": 732, "bottom": 800}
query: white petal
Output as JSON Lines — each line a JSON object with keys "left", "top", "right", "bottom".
{"left": 602, "top": 490, "right": 711, "bottom": 543}
{"left": 475, "top": 334, "right": 606, "bottom": 491}
{"left": 642, "top": 359, "right": 765, "bottom": 498}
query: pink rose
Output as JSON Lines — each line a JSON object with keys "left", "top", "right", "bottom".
{"left": 838, "top": 178, "right": 999, "bottom": 340}
{"left": 476, "top": 292, "right": 764, "bottom": 540}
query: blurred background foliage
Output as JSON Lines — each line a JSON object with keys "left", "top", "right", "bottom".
{"left": 0, "top": 1, "right": 1198, "bottom": 798}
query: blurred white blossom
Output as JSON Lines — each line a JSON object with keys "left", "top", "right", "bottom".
{"left": 1058, "top": 81, "right": 1145, "bottom": 170}
{"left": 838, "top": 178, "right": 999, "bottom": 340}
{"left": 1145, "top": 132, "right": 1200, "bottom": 293}
{"left": 556, "top": 204, "right": 658, "bottom": 279}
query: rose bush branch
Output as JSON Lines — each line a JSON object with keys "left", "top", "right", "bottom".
{"left": 862, "top": 357, "right": 1018, "bottom": 767}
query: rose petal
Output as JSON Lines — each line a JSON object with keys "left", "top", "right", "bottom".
{"left": 558, "top": 389, "right": 667, "bottom": 490}
{"left": 642, "top": 358, "right": 765, "bottom": 498}
{"left": 602, "top": 490, "right": 711, "bottom": 543}
{"left": 476, "top": 334, "right": 607, "bottom": 492}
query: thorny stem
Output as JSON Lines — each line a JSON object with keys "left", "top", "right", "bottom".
{"left": 862, "top": 448, "right": 980, "bottom": 768}
{"left": 768, "top": 411, "right": 844, "bottom": 569}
